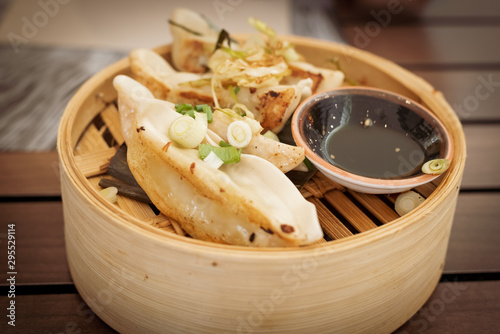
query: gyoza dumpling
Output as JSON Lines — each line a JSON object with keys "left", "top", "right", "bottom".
{"left": 113, "top": 75, "right": 323, "bottom": 247}
{"left": 129, "top": 48, "right": 306, "bottom": 172}
{"left": 169, "top": 8, "right": 219, "bottom": 73}
{"left": 130, "top": 48, "right": 310, "bottom": 132}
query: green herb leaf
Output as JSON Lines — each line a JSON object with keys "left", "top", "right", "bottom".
{"left": 175, "top": 103, "right": 194, "bottom": 113}
{"left": 198, "top": 143, "right": 241, "bottom": 164}
{"left": 303, "top": 157, "right": 313, "bottom": 171}
{"left": 202, "top": 105, "right": 213, "bottom": 123}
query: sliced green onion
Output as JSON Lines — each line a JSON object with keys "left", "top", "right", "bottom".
{"left": 303, "top": 157, "right": 313, "bottom": 171}
{"left": 175, "top": 103, "right": 213, "bottom": 123}
{"left": 198, "top": 143, "right": 241, "bottom": 164}
{"left": 194, "top": 104, "right": 206, "bottom": 112}
{"left": 395, "top": 191, "right": 425, "bottom": 216}
{"left": 100, "top": 187, "right": 118, "bottom": 203}
{"left": 175, "top": 103, "right": 193, "bottom": 113}
{"left": 221, "top": 46, "right": 247, "bottom": 59}
{"left": 227, "top": 121, "right": 252, "bottom": 148}
{"left": 422, "top": 159, "right": 451, "bottom": 175}
{"left": 202, "top": 105, "right": 213, "bottom": 123}
{"left": 228, "top": 85, "right": 239, "bottom": 103}
{"left": 168, "top": 113, "right": 207, "bottom": 149}
{"left": 203, "top": 151, "right": 224, "bottom": 169}
{"left": 262, "top": 130, "right": 280, "bottom": 142}
{"left": 219, "top": 140, "right": 231, "bottom": 147}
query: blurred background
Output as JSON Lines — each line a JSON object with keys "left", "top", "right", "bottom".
{"left": 1, "top": 2, "right": 499, "bottom": 333}
{"left": 0, "top": 0, "right": 498, "bottom": 151}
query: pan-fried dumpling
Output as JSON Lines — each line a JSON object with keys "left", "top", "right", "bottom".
{"left": 113, "top": 75, "right": 323, "bottom": 247}
{"left": 284, "top": 61, "right": 345, "bottom": 93}
{"left": 169, "top": 8, "right": 219, "bottom": 73}
{"left": 130, "top": 48, "right": 306, "bottom": 172}
{"left": 130, "top": 48, "right": 310, "bottom": 133}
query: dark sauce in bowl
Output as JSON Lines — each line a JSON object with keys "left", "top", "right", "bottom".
{"left": 324, "top": 123, "right": 425, "bottom": 178}
{"left": 297, "top": 88, "right": 446, "bottom": 180}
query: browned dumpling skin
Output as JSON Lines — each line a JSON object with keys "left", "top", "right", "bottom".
{"left": 113, "top": 75, "right": 323, "bottom": 247}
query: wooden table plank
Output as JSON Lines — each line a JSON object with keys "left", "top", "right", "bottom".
{"left": 0, "top": 202, "right": 71, "bottom": 284}
{"left": 341, "top": 25, "right": 500, "bottom": 66}
{"left": 414, "top": 70, "right": 500, "bottom": 122}
{"left": 333, "top": 0, "right": 500, "bottom": 22}
{"left": 2, "top": 280, "right": 498, "bottom": 333}
{"left": 421, "top": 0, "right": 500, "bottom": 19}
{"left": 0, "top": 294, "right": 116, "bottom": 333}
{"left": 394, "top": 280, "right": 500, "bottom": 333}
{"left": 0, "top": 151, "right": 61, "bottom": 197}
{"left": 461, "top": 124, "right": 500, "bottom": 190}
{"left": 444, "top": 193, "right": 500, "bottom": 274}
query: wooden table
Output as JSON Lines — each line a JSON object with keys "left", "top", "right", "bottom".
{"left": 1, "top": 1, "right": 500, "bottom": 332}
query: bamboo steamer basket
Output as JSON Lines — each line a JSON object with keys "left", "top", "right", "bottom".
{"left": 57, "top": 35, "right": 466, "bottom": 334}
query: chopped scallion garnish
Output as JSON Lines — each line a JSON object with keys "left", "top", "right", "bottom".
{"left": 168, "top": 113, "right": 207, "bottom": 149}
{"left": 202, "top": 105, "right": 213, "bottom": 123}
{"left": 175, "top": 103, "right": 193, "bottom": 113}
{"left": 198, "top": 143, "right": 241, "bottom": 164}
{"left": 227, "top": 121, "right": 252, "bottom": 148}
{"left": 228, "top": 85, "right": 239, "bottom": 103}
{"left": 221, "top": 46, "right": 247, "bottom": 59}
{"left": 422, "top": 159, "right": 450, "bottom": 175}
{"left": 175, "top": 103, "right": 213, "bottom": 123}
{"left": 395, "top": 191, "right": 425, "bottom": 216}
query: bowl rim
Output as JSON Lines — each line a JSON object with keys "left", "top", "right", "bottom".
{"left": 291, "top": 86, "right": 455, "bottom": 189}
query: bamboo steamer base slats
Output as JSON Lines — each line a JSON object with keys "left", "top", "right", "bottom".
{"left": 57, "top": 38, "right": 466, "bottom": 334}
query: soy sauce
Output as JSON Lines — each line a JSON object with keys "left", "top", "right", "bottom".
{"left": 323, "top": 122, "right": 425, "bottom": 179}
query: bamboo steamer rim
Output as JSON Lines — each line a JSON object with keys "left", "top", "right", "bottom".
{"left": 57, "top": 35, "right": 466, "bottom": 258}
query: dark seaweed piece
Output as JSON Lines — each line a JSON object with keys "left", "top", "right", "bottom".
{"left": 102, "top": 144, "right": 151, "bottom": 203}
{"left": 213, "top": 29, "right": 231, "bottom": 53}
{"left": 168, "top": 19, "right": 203, "bottom": 36}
